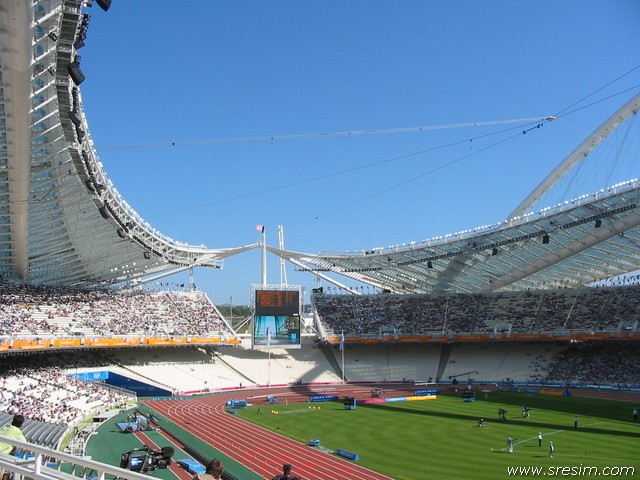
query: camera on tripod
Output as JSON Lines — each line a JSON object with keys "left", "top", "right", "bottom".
{"left": 120, "top": 445, "right": 174, "bottom": 473}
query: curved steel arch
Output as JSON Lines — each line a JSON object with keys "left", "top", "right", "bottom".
{"left": 0, "top": 0, "right": 258, "bottom": 288}
{"left": 508, "top": 91, "right": 640, "bottom": 220}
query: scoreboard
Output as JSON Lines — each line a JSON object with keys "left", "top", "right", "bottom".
{"left": 255, "top": 290, "right": 299, "bottom": 316}
{"left": 253, "top": 289, "right": 301, "bottom": 349}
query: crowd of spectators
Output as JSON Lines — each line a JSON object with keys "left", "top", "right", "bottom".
{"left": 0, "top": 280, "right": 232, "bottom": 338}
{"left": 0, "top": 352, "right": 133, "bottom": 425}
{"left": 313, "top": 292, "right": 487, "bottom": 336}
{"left": 526, "top": 354, "right": 552, "bottom": 384}
{"left": 3, "top": 278, "right": 639, "bottom": 342}
{"left": 544, "top": 342, "right": 640, "bottom": 386}
{"left": 313, "top": 285, "right": 640, "bottom": 336}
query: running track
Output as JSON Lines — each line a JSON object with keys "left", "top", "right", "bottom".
{"left": 144, "top": 386, "right": 396, "bottom": 480}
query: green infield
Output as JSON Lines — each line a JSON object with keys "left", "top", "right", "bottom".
{"left": 235, "top": 391, "right": 640, "bottom": 480}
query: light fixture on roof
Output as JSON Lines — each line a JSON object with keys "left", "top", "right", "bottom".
{"left": 75, "top": 14, "right": 90, "bottom": 49}
{"left": 68, "top": 56, "right": 85, "bottom": 85}
{"left": 69, "top": 110, "right": 82, "bottom": 127}
{"left": 96, "top": 0, "right": 111, "bottom": 11}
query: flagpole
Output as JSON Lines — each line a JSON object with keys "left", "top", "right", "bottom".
{"left": 261, "top": 227, "right": 267, "bottom": 286}
{"left": 267, "top": 326, "right": 271, "bottom": 387}
{"left": 341, "top": 346, "right": 344, "bottom": 384}
{"left": 256, "top": 225, "right": 267, "bottom": 286}
{"left": 341, "top": 331, "right": 345, "bottom": 384}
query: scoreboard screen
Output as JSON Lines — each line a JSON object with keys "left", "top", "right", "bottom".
{"left": 255, "top": 290, "right": 299, "bottom": 316}
{"left": 253, "top": 290, "right": 301, "bottom": 349}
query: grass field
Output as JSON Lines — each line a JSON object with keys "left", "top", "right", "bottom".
{"left": 235, "top": 391, "right": 640, "bottom": 480}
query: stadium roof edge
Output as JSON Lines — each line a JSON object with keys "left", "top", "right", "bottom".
{"left": 267, "top": 180, "right": 640, "bottom": 295}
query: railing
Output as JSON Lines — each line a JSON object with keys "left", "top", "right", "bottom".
{"left": 323, "top": 329, "right": 640, "bottom": 345}
{"left": 0, "top": 435, "right": 151, "bottom": 480}
{"left": 0, "top": 334, "right": 240, "bottom": 353}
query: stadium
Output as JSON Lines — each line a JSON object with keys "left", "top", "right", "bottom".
{"left": 1, "top": 1, "right": 639, "bottom": 480}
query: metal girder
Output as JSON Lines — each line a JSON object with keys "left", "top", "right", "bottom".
{"left": 271, "top": 180, "right": 640, "bottom": 294}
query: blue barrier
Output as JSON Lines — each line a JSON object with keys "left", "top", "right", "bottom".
{"left": 415, "top": 389, "right": 439, "bottom": 396}
{"left": 308, "top": 395, "right": 339, "bottom": 402}
{"left": 336, "top": 448, "right": 359, "bottom": 461}
{"left": 178, "top": 459, "right": 205, "bottom": 474}
{"left": 386, "top": 396, "right": 407, "bottom": 403}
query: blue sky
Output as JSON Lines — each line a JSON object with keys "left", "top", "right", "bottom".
{"left": 78, "top": 1, "right": 640, "bottom": 305}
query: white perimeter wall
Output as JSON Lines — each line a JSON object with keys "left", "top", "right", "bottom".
{"left": 80, "top": 342, "right": 564, "bottom": 394}
{"left": 330, "top": 343, "right": 442, "bottom": 383}
{"left": 442, "top": 342, "right": 563, "bottom": 383}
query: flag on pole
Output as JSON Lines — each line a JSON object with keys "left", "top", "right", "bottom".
{"left": 339, "top": 331, "right": 345, "bottom": 351}
{"left": 256, "top": 225, "right": 264, "bottom": 233}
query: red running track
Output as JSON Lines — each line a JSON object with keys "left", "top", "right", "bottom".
{"left": 144, "top": 386, "right": 394, "bottom": 480}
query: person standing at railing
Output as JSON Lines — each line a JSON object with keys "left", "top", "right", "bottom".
{"left": 0, "top": 415, "right": 26, "bottom": 455}
{"left": 194, "top": 459, "right": 224, "bottom": 480}
{"left": 0, "top": 414, "right": 27, "bottom": 480}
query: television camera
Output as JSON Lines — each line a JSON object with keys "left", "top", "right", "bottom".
{"left": 120, "top": 445, "right": 174, "bottom": 473}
